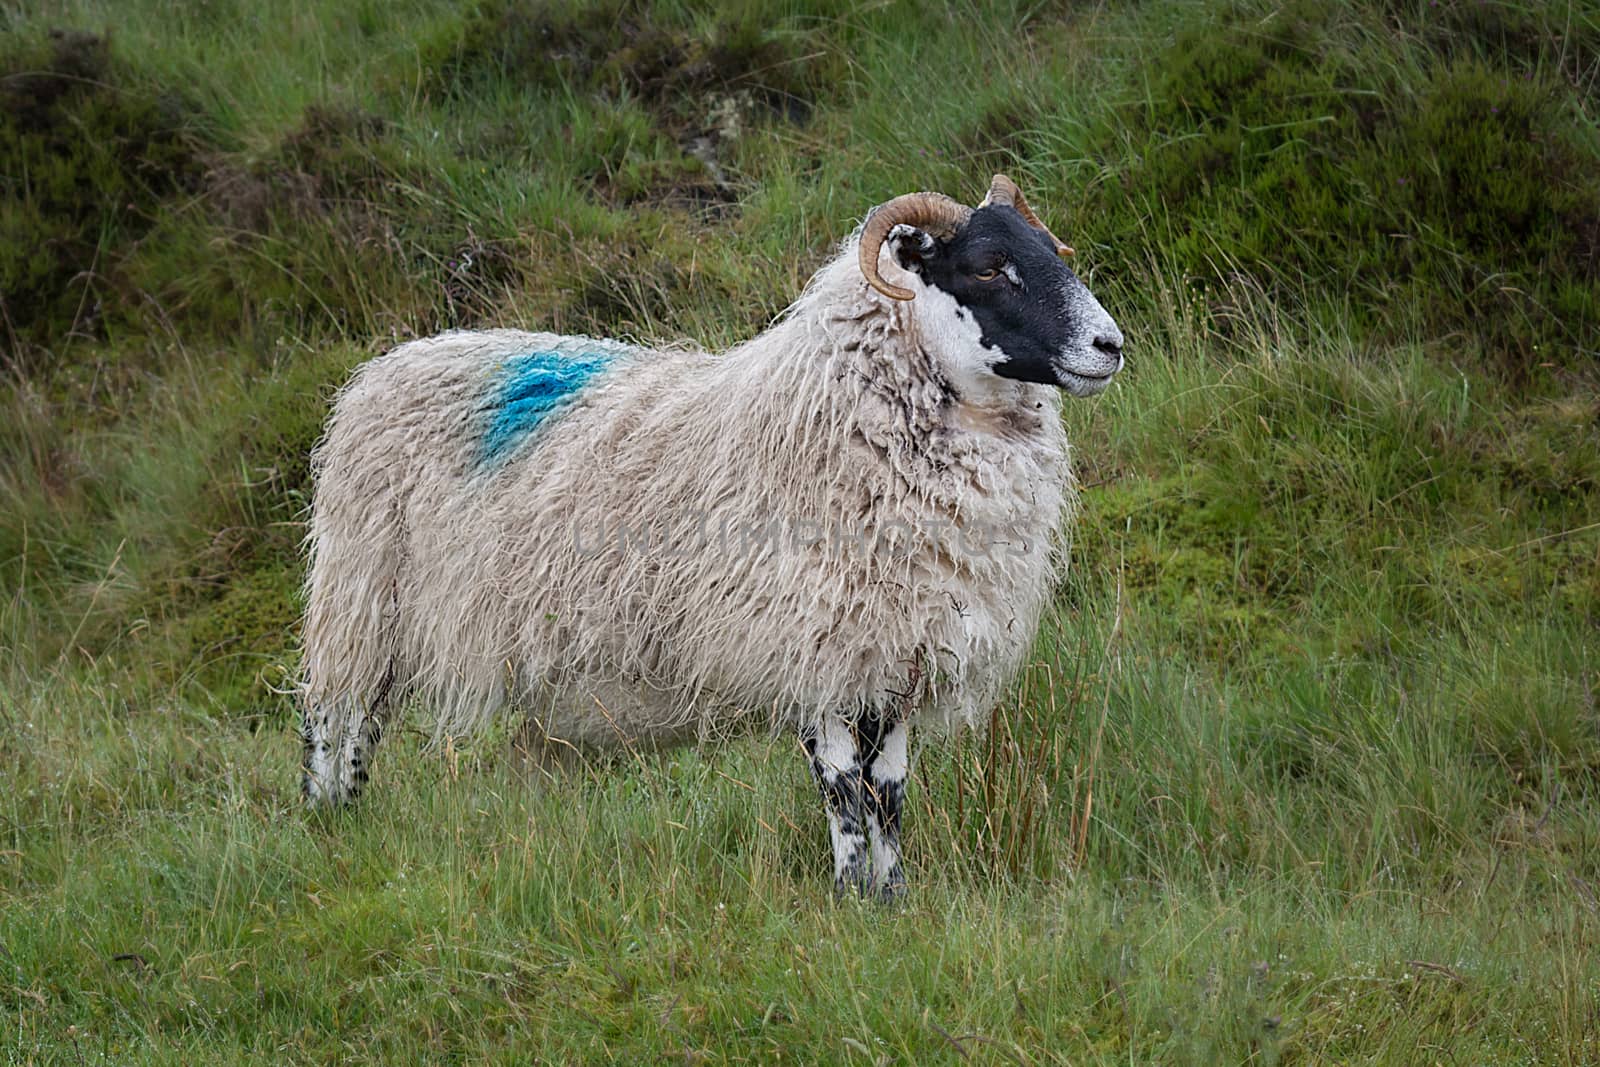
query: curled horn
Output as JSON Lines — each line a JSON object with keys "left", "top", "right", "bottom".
{"left": 981, "top": 173, "right": 1075, "bottom": 258}
{"left": 858, "top": 192, "right": 973, "bottom": 301}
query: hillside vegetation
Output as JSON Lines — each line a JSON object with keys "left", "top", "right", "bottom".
{"left": 2, "top": 0, "right": 1597, "bottom": 1062}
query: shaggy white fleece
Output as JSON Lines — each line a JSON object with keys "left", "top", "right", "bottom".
{"left": 300, "top": 237, "right": 1073, "bottom": 755}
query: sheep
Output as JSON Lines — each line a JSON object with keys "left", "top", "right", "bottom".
{"left": 299, "top": 173, "right": 1125, "bottom": 899}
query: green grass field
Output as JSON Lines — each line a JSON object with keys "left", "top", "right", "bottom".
{"left": 3, "top": 0, "right": 1598, "bottom": 1061}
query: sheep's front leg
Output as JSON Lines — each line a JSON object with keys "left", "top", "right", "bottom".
{"left": 803, "top": 711, "right": 870, "bottom": 898}
{"left": 858, "top": 712, "right": 909, "bottom": 900}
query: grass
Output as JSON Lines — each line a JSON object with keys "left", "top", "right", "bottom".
{"left": 2, "top": 0, "right": 1598, "bottom": 1061}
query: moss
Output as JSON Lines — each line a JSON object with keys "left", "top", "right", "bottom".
{"left": 280, "top": 105, "right": 394, "bottom": 196}
{"left": 420, "top": 0, "right": 827, "bottom": 123}
{"left": 416, "top": 0, "right": 829, "bottom": 214}
{"left": 1083, "top": 0, "right": 1600, "bottom": 375}
{"left": 0, "top": 30, "right": 213, "bottom": 364}
{"left": 202, "top": 103, "right": 401, "bottom": 236}
{"left": 1077, "top": 351, "right": 1599, "bottom": 666}
{"left": 1470, "top": 398, "right": 1600, "bottom": 507}
{"left": 126, "top": 97, "right": 517, "bottom": 346}
{"left": 180, "top": 565, "right": 300, "bottom": 717}
{"left": 201, "top": 352, "right": 356, "bottom": 572}
{"left": 164, "top": 102, "right": 417, "bottom": 335}
{"left": 0, "top": 33, "right": 461, "bottom": 365}
{"left": 1080, "top": 476, "right": 1297, "bottom": 663}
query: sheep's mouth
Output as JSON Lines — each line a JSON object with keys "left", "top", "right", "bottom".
{"left": 1057, "top": 367, "right": 1116, "bottom": 396}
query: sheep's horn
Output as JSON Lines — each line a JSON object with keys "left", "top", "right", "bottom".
{"left": 981, "top": 173, "right": 1074, "bottom": 258}
{"left": 858, "top": 192, "right": 973, "bottom": 301}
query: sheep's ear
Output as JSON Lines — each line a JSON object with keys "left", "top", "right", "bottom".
{"left": 887, "top": 223, "right": 940, "bottom": 275}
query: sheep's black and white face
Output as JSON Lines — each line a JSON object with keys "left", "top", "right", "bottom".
{"left": 886, "top": 205, "right": 1124, "bottom": 399}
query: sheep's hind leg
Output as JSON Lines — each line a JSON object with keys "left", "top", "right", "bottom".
{"left": 303, "top": 667, "right": 394, "bottom": 806}
{"left": 858, "top": 712, "right": 909, "bottom": 901}
{"left": 803, "top": 711, "right": 870, "bottom": 899}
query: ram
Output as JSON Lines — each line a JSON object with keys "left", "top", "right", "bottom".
{"left": 300, "top": 174, "right": 1124, "bottom": 898}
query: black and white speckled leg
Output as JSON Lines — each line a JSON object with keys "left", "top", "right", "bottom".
{"left": 804, "top": 711, "right": 870, "bottom": 899}
{"left": 858, "top": 712, "right": 909, "bottom": 901}
{"left": 303, "top": 667, "right": 393, "bottom": 806}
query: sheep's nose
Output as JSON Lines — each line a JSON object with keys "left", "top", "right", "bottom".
{"left": 1093, "top": 335, "right": 1123, "bottom": 359}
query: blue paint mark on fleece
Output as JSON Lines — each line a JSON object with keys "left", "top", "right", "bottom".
{"left": 481, "top": 349, "right": 614, "bottom": 463}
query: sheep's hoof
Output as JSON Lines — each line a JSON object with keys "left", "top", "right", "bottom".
{"left": 874, "top": 876, "right": 907, "bottom": 906}
{"left": 301, "top": 773, "right": 354, "bottom": 809}
{"left": 832, "top": 873, "right": 875, "bottom": 902}
{"left": 833, "top": 868, "right": 909, "bottom": 904}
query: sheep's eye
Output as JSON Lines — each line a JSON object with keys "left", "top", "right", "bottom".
{"left": 974, "top": 267, "right": 1000, "bottom": 282}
